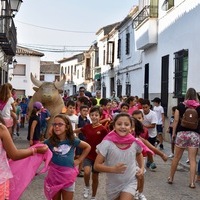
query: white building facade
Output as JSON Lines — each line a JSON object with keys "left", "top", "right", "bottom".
{"left": 8, "top": 46, "right": 44, "bottom": 97}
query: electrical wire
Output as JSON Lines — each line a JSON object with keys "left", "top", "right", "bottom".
{"left": 16, "top": 20, "right": 96, "bottom": 34}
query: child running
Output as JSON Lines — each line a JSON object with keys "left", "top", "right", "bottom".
{"left": 44, "top": 114, "right": 91, "bottom": 200}
{"left": 94, "top": 113, "right": 144, "bottom": 200}
{"left": 74, "top": 106, "right": 108, "bottom": 200}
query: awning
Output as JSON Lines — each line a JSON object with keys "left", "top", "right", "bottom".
{"left": 94, "top": 73, "right": 101, "bottom": 80}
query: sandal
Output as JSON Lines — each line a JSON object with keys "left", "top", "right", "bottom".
{"left": 167, "top": 177, "right": 173, "bottom": 184}
{"left": 189, "top": 183, "right": 196, "bottom": 188}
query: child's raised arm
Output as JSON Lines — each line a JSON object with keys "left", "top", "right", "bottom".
{"left": 0, "top": 123, "right": 48, "bottom": 160}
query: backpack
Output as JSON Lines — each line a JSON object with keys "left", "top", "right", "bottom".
{"left": 181, "top": 107, "right": 199, "bottom": 129}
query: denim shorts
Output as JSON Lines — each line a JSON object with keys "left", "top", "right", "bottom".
{"left": 156, "top": 125, "right": 163, "bottom": 134}
{"left": 83, "top": 158, "right": 99, "bottom": 173}
{"left": 176, "top": 131, "right": 200, "bottom": 148}
{"left": 63, "top": 182, "right": 75, "bottom": 192}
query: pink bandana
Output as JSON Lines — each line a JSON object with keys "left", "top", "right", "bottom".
{"left": 104, "top": 130, "right": 154, "bottom": 155}
{"left": 0, "top": 100, "right": 6, "bottom": 111}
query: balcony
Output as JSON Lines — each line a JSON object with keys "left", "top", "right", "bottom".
{"left": 133, "top": 5, "right": 158, "bottom": 50}
{"left": 0, "top": 16, "right": 17, "bottom": 56}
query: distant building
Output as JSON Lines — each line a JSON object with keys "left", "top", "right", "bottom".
{"left": 8, "top": 46, "right": 44, "bottom": 97}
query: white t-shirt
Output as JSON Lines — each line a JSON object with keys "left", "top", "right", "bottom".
{"left": 67, "top": 114, "right": 78, "bottom": 130}
{"left": 0, "top": 97, "right": 14, "bottom": 119}
{"left": 142, "top": 110, "right": 157, "bottom": 138}
{"left": 153, "top": 105, "right": 164, "bottom": 125}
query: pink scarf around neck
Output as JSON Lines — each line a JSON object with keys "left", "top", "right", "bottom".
{"left": 104, "top": 130, "right": 154, "bottom": 155}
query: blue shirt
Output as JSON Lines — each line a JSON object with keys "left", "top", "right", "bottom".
{"left": 44, "top": 138, "right": 80, "bottom": 167}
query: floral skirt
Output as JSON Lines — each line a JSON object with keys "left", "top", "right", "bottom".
{"left": 176, "top": 131, "right": 200, "bottom": 148}
{"left": 0, "top": 180, "right": 9, "bottom": 200}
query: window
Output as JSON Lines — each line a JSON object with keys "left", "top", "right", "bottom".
{"left": 68, "top": 66, "right": 70, "bottom": 75}
{"left": 77, "top": 69, "right": 79, "bottom": 79}
{"left": 71, "top": 65, "right": 73, "bottom": 81}
{"left": 117, "top": 39, "right": 121, "bottom": 59}
{"left": 103, "top": 50, "right": 106, "bottom": 65}
{"left": 107, "top": 41, "right": 114, "bottom": 64}
{"left": 161, "top": 0, "right": 174, "bottom": 11}
{"left": 150, "top": 0, "right": 158, "bottom": 18}
{"left": 61, "top": 66, "right": 64, "bottom": 74}
{"left": 126, "top": 33, "right": 130, "bottom": 55}
{"left": 55, "top": 75, "right": 60, "bottom": 81}
{"left": 174, "top": 49, "right": 188, "bottom": 98}
{"left": 74, "top": 65, "right": 77, "bottom": 74}
{"left": 13, "top": 64, "right": 26, "bottom": 76}
{"left": 40, "top": 75, "right": 44, "bottom": 81}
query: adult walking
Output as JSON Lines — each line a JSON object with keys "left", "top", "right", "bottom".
{"left": 168, "top": 88, "right": 200, "bottom": 188}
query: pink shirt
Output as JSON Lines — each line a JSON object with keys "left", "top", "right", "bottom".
{"left": 128, "top": 105, "right": 139, "bottom": 115}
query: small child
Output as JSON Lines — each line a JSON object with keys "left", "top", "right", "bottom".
{"left": 15, "top": 98, "right": 22, "bottom": 136}
{"left": 99, "top": 98, "right": 112, "bottom": 131}
{"left": 44, "top": 114, "right": 91, "bottom": 200}
{"left": 40, "top": 106, "right": 51, "bottom": 140}
{"left": 65, "top": 100, "right": 78, "bottom": 130}
{"left": 74, "top": 106, "right": 108, "bottom": 200}
{"left": 168, "top": 106, "right": 177, "bottom": 158}
{"left": 27, "top": 102, "right": 43, "bottom": 146}
{"left": 76, "top": 105, "right": 90, "bottom": 177}
{"left": 0, "top": 116, "right": 48, "bottom": 199}
{"left": 132, "top": 115, "right": 168, "bottom": 200}
{"left": 94, "top": 113, "right": 144, "bottom": 200}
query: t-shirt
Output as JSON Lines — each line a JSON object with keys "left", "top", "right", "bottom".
{"left": 176, "top": 102, "right": 200, "bottom": 133}
{"left": 153, "top": 105, "right": 164, "bottom": 125}
{"left": 96, "top": 140, "right": 141, "bottom": 200}
{"left": 0, "top": 97, "right": 14, "bottom": 119}
{"left": 27, "top": 115, "right": 41, "bottom": 141}
{"left": 81, "top": 124, "right": 108, "bottom": 161}
{"left": 142, "top": 110, "right": 157, "bottom": 138}
{"left": 40, "top": 109, "right": 51, "bottom": 128}
{"left": 19, "top": 102, "right": 27, "bottom": 115}
{"left": 67, "top": 114, "right": 78, "bottom": 130}
{"left": 44, "top": 138, "right": 80, "bottom": 167}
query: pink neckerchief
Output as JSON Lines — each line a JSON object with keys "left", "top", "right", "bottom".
{"left": 0, "top": 100, "right": 7, "bottom": 111}
{"left": 184, "top": 100, "right": 200, "bottom": 108}
{"left": 103, "top": 130, "right": 154, "bottom": 155}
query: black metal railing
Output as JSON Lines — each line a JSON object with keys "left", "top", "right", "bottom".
{"left": 0, "top": 16, "right": 17, "bottom": 55}
{"left": 133, "top": 5, "right": 150, "bottom": 29}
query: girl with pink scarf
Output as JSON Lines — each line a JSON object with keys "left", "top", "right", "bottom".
{"left": 94, "top": 113, "right": 152, "bottom": 200}
{"left": 44, "top": 114, "right": 91, "bottom": 200}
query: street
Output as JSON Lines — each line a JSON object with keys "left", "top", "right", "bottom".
{"left": 13, "top": 126, "right": 200, "bottom": 200}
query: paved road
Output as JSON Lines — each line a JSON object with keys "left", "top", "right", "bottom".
{"left": 13, "top": 126, "right": 200, "bottom": 200}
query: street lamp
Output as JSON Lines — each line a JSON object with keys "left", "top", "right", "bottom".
{"left": 10, "top": 0, "right": 23, "bottom": 12}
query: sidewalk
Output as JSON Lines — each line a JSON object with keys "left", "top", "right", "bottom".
{"left": 13, "top": 125, "right": 200, "bottom": 171}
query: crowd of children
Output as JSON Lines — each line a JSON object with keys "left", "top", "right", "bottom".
{"left": 1, "top": 84, "right": 200, "bottom": 200}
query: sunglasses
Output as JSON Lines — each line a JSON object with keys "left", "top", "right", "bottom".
{"left": 52, "top": 123, "right": 66, "bottom": 127}
{"left": 79, "top": 90, "right": 85, "bottom": 92}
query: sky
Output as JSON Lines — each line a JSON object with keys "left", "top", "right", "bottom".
{"left": 14, "top": 0, "right": 138, "bottom": 62}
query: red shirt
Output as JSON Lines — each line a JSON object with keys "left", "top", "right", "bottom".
{"left": 81, "top": 124, "right": 108, "bottom": 161}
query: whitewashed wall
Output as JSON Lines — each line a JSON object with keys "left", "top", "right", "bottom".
{"left": 9, "top": 55, "right": 41, "bottom": 96}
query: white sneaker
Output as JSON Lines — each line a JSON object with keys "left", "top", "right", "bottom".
{"left": 91, "top": 197, "right": 96, "bottom": 200}
{"left": 135, "top": 190, "right": 139, "bottom": 200}
{"left": 138, "top": 192, "right": 147, "bottom": 200}
{"left": 83, "top": 187, "right": 89, "bottom": 198}
{"left": 168, "top": 154, "right": 174, "bottom": 158}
